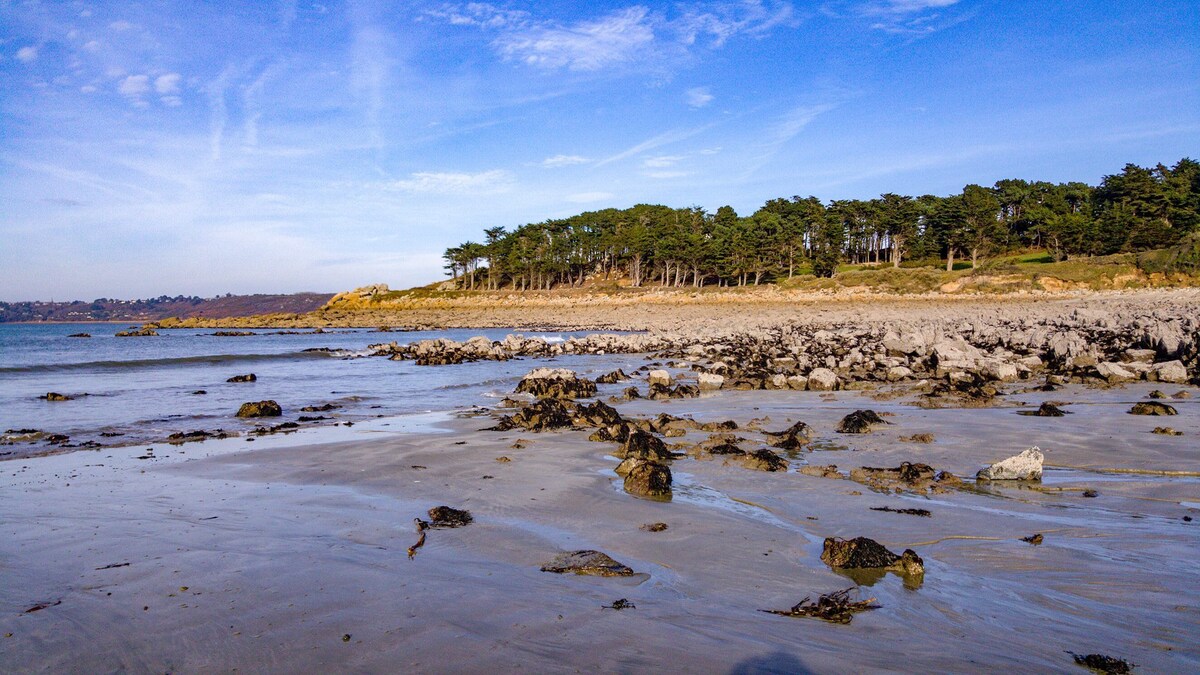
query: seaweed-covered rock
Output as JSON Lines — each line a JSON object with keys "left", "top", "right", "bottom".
{"left": 507, "top": 398, "right": 574, "bottom": 431}
{"left": 427, "top": 506, "right": 473, "bottom": 528}
{"left": 227, "top": 373, "right": 257, "bottom": 383}
{"left": 1152, "top": 426, "right": 1183, "bottom": 436}
{"left": 596, "top": 369, "right": 630, "bottom": 384}
{"left": 1070, "top": 653, "right": 1135, "bottom": 674}
{"left": 514, "top": 368, "right": 597, "bottom": 399}
{"left": 765, "top": 420, "right": 813, "bottom": 450}
{"left": 622, "top": 459, "right": 672, "bottom": 498}
{"left": 236, "top": 400, "right": 282, "bottom": 418}
{"left": 622, "top": 386, "right": 642, "bottom": 400}
{"left": 541, "top": 550, "right": 634, "bottom": 577}
{"left": 976, "top": 447, "right": 1043, "bottom": 481}
{"left": 616, "top": 430, "right": 674, "bottom": 461}
{"left": 836, "top": 410, "right": 888, "bottom": 434}
{"left": 740, "top": 449, "right": 789, "bottom": 472}
{"left": 574, "top": 400, "right": 623, "bottom": 427}
{"left": 1129, "top": 401, "right": 1177, "bottom": 416}
{"left": 1018, "top": 402, "right": 1068, "bottom": 417}
{"left": 41, "top": 392, "right": 73, "bottom": 401}
{"left": 821, "top": 537, "right": 924, "bottom": 576}
{"left": 115, "top": 326, "right": 158, "bottom": 337}
{"left": 800, "top": 465, "right": 843, "bottom": 479}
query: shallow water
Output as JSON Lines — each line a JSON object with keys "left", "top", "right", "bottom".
{"left": 0, "top": 323, "right": 640, "bottom": 451}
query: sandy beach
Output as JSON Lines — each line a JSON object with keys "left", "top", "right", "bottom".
{"left": 3, "top": 375, "right": 1198, "bottom": 672}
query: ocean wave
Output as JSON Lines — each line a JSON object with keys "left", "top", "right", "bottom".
{"left": 0, "top": 350, "right": 335, "bottom": 374}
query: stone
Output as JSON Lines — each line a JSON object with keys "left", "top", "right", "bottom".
{"left": 506, "top": 398, "right": 575, "bottom": 431}
{"left": 616, "top": 430, "right": 674, "bottom": 461}
{"left": 226, "top": 373, "right": 257, "bottom": 383}
{"left": 1122, "top": 348, "right": 1157, "bottom": 364}
{"left": 1150, "top": 360, "right": 1189, "bottom": 384}
{"left": 573, "top": 400, "right": 623, "bottom": 427}
{"left": 976, "top": 447, "right": 1043, "bottom": 481}
{"left": 596, "top": 369, "right": 630, "bottom": 384}
{"left": 765, "top": 420, "right": 813, "bottom": 450}
{"left": 622, "top": 459, "right": 672, "bottom": 498}
{"left": 647, "top": 370, "right": 672, "bottom": 387}
{"left": 697, "top": 372, "right": 724, "bottom": 391}
{"left": 1152, "top": 427, "right": 1183, "bottom": 436}
{"left": 886, "top": 366, "right": 913, "bottom": 382}
{"left": 807, "top": 368, "right": 839, "bottom": 391}
{"left": 836, "top": 410, "right": 887, "bottom": 434}
{"left": 236, "top": 400, "right": 282, "bottom": 418}
{"left": 1129, "top": 401, "right": 1177, "bottom": 416}
{"left": 514, "top": 368, "right": 597, "bottom": 399}
{"left": 541, "top": 550, "right": 634, "bottom": 577}
{"left": 1095, "top": 362, "right": 1136, "bottom": 383}
{"left": 799, "top": 465, "right": 842, "bottom": 479}
{"left": 41, "top": 392, "right": 72, "bottom": 401}
{"left": 740, "top": 449, "right": 788, "bottom": 472}
{"left": 427, "top": 506, "right": 472, "bottom": 528}
{"left": 821, "top": 537, "right": 924, "bottom": 576}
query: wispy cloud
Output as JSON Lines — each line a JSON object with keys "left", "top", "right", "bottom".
{"left": 494, "top": 7, "right": 656, "bottom": 72}
{"left": 542, "top": 154, "right": 590, "bottom": 168}
{"left": 385, "top": 170, "right": 515, "bottom": 195}
{"left": 596, "top": 122, "right": 718, "bottom": 167}
{"left": 565, "top": 191, "right": 614, "bottom": 203}
{"left": 843, "top": 0, "right": 967, "bottom": 34}
{"left": 686, "top": 86, "right": 714, "bottom": 108}
{"left": 16, "top": 46, "right": 38, "bottom": 63}
{"left": 643, "top": 155, "right": 685, "bottom": 168}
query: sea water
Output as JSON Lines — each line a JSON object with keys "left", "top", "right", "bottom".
{"left": 0, "top": 323, "right": 640, "bottom": 451}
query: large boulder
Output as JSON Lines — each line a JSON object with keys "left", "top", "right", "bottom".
{"left": 1129, "top": 401, "right": 1177, "bottom": 416}
{"left": 622, "top": 459, "right": 672, "bottom": 498}
{"left": 740, "top": 449, "right": 788, "bottom": 472}
{"left": 807, "top": 368, "right": 839, "bottom": 391}
{"left": 616, "top": 430, "right": 674, "bottom": 461}
{"left": 1150, "top": 360, "right": 1189, "bottom": 384}
{"left": 1095, "top": 362, "right": 1136, "bottom": 384}
{"left": 514, "top": 368, "right": 597, "bottom": 399}
{"left": 697, "top": 372, "right": 725, "bottom": 391}
{"left": 976, "top": 447, "right": 1043, "bottom": 481}
{"left": 836, "top": 410, "right": 887, "bottom": 434}
{"left": 647, "top": 370, "right": 672, "bottom": 387}
{"left": 573, "top": 400, "right": 623, "bottom": 427}
{"left": 237, "top": 400, "right": 282, "bottom": 418}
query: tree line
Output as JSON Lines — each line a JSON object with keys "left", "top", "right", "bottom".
{"left": 443, "top": 158, "right": 1200, "bottom": 290}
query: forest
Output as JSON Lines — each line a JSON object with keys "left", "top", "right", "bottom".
{"left": 442, "top": 159, "right": 1200, "bottom": 290}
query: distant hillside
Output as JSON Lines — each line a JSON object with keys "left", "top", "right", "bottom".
{"left": 0, "top": 293, "right": 335, "bottom": 323}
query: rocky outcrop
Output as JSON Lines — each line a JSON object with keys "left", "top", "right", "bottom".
{"left": 427, "top": 506, "right": 472, "bottom": 528}
{"left": 514, "top": 368, "right": 597, "bottom": 399}
{"left": 616, "top": 430, "right": 674, "bottom": 461}
{"left": 836, "top": 410, "right": 888, "bottom": 434}
{"left": 976, "top": 447, "right": 1043, "bottom": 481}
{"left": 1129, "top": 401, "right": 1177, "bottom": 416}
{"left": 236, "top": 400, "right": 282, "bottom": 418}
{"left": 226, "top": 373, "right": 257, "bottom": 383}
{"left": 740, "top": 449, "right": 788, "bottom": 472}
{"left": 620, "top": 459, "right": 672, "bottom": 498}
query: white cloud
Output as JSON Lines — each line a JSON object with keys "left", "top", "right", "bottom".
{"left": 495, "top": 7, "right": 656, "bottom": 71}
{"left": 118, "top": 74, "right": 150, "bottom": 96}
{"left": 83, "top": 40, "right": 101, "bottom": 52}
{"left": 541, "top": 154, "right": 589, "bottom": 168}
{"left": 155, "top": 73, "right": 181, "bottom": 94}
{"left": 386, "top": 170, "right": 515, "bottom": 195}
{"left": 866, "top": 0, "right": 959, "bottom": 14}
{"left": 16, "top": 46, "right": 38, "bottom": 63}
{"left": 565, "top": 191, "right": 614, "bottom": 203}
{"left": 160, "top": 96, "right": 183, "bottom": 107}
{"left": 686, "top": 86, "right": 713, "bottom": 108}
{"left": 80, "top": 85, "right": 97, "bottom": 93}
{"left": 644, "top": 170, "right": 690, "bottom": 179}
{"left": 643, "top": 155, "right": 684, "bottom": 168}
{"left": 109, "top": 20, "right": 134, "bottom": 31}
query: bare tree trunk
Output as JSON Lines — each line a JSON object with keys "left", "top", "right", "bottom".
{"left": 946, "top": 247, "right": 955, "bottom": 272}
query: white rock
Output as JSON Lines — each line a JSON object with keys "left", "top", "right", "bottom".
{"left": 1151, "top": 360, "right": 1189, "bottom": 384}
{"left": 522, "top": 367, "right": 578, "bottom": 381}
{"left": 807, "top": 368, "right": 839, "bottom": 391}
{"left": 770, "top": 374, "right": 789, "bottom": 389}
{"left": 786, "top": 375, "right": 807, "bottom": 390}
{"left": 976, "top": 447, "right": 1044, "bottom": 481}
{"left": 1095, "top": 361, "right": 1136, "bottom": 383}
{"left": 648, "top": 370, "right": 672, "bottom": 387}
{"left": 697, "top": 373, "right": 725, "bottom": 391}
{"left": 886, "top": 366, "right": 913, "bottom": 382}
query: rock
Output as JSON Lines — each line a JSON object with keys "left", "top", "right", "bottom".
{"left": 573, "top": 400, "right": 623, "bottom": 427}
{"left": 622, "top": 386, "right": 642, "bottom": 400}
{"left": 1122, "top": 348, "right": 1157, "bottom": 364}
{"left": 821, "top": 537, "right": 924, "bottom": 576}
{"left": 836, "top": 410, "right": 887, "bottom": 434}
{"left": 596, "top": 369, "right": 630, "bottom": 384}
{"left": 976, "top": 447, "right": 1043, "bottom": 481}
{"left": 807, "top": 368, "right": 839, "bottom": 391}
{"left": 514, "top": 368, "right": 597, "bottom": 399}
{"left": 622, "top": 459, "right": 672, "bottom": 498}
{"left": 617, "top": 430, "right": 674, "bottom": 461}
{"left": 1017, "top": 402, "right": 1068, "bottom": 417}
{"left": 41, "top": 392, "right": 72, "bottom": 401}
{"left": 226, "top": 373, "right": 257, "bottom": 383}
{"left": 1150, "top": 360, "right": 1189, "bottom": 384}
{"left": 1148, "top": 390, "right": 1166, "bottom": 399}
{"left": 886, "top": 366, "right": 913, "bottom": 382}
{"left": 899, "top": 433, "right": 935, "bottom": 443}
{"left": 115, "top": 326, "right": 158, "bottom": 337}
{"left": 740, "top": 449, "right": 788, "bottom": 472}
{"left": 541, "top": 550, "right": 635, "bottom": 577}
{"left": 67, "top": 333, "right": 91, "bottom": 338}
{"left": 1152, "top": 427, "right": 1183, "bottom": 436}
{"left": 647, "top": 370, "right": 672, "bottom": 387}
{"left": 300, "top": 403, "right": 340, "bottom": 412}
{"left": 981, "top": 360, "right": 1020, "bottom": 383}
{"left": 697, "top": 372, "right": 725, "bottom": 391}
{"left": 505, "top": 398, "right": 575, "bottom": 431}
{"left": 1095, "top": 362, "right": 1136, "bottom": 383}
{"left": 236, "top": 400, "right": 282, "bottom": 418}
{"left": 427, "top": 506, "right": 472, "bottom": 528}
{"left": 799, "top": 465, "right": 842, "bottom": 479}
{"left": 764, "top": 420, "right": 813, "bottom": 450}
{"left": 1129, "top": 401, "right": 1177, "bottom": 416}
{"left": 640, "top": 522, "right": 668, "bottom": 532}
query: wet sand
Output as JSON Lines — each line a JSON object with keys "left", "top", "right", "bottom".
{"left": 3, "top": 382, "right": 1198, "bottom": 672}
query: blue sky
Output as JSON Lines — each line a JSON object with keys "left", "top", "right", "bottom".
{"left": 2, "top": 0, "right": 1197, "bottom": 300}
